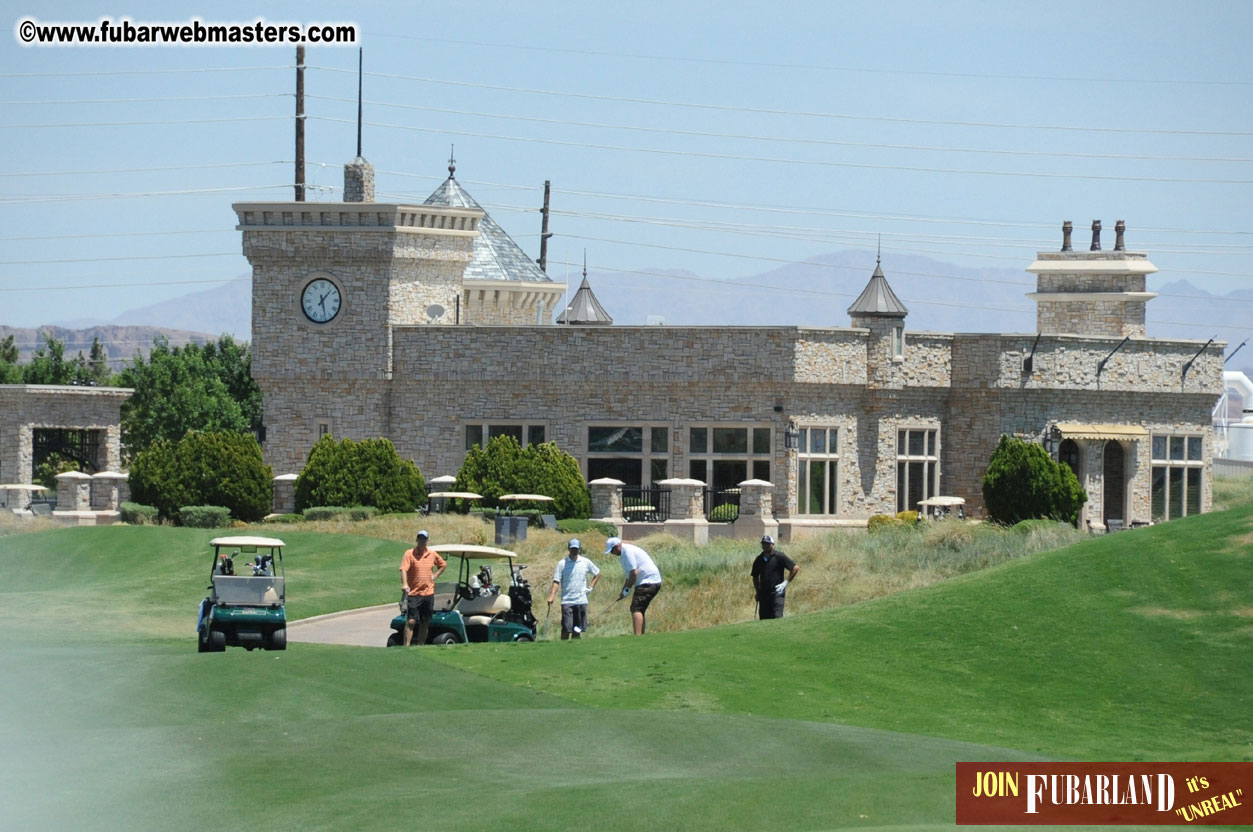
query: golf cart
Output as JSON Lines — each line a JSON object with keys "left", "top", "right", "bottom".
{"left": 917, "top": 496, "right": 966, "bottom": 521}
{"left": 387, "top": 544, "right": 537, "bottom": 646}
{"left": 197, "top": 536, "right": 287, "bottom": 652}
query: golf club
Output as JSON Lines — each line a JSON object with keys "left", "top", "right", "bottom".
{"left": 587, "top": 591, "right": 628, "bottom": 629}
{"left": 542, "top": 601, "right": 552, "bottom": 640}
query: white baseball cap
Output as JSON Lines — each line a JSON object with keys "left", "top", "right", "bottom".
{"left": 604, "top": 536, "right": 622, "bottom": 554}
{"left": 761, "top": 534, "right": 774, "bottom": 544}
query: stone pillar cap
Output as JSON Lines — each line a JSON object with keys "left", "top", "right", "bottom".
{"left": 737, "top": 479, "right": 775, "bottom": 488}
{"left": 656, "top": 477, "right": 705, "bottom": 487}
{"left": 273, "top": 473, "right": 299, "bottom": 481}
{"left": 91, "top": 471, "right": 128, "bottom": 479}
{"left": 588, "top": 477, "right": 626, "bottom": 486}
{"left": 55, "top": 471, "right": 92, "bottom": 480}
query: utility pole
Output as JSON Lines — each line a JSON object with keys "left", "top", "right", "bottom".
{"left": 538, "top": 180, "right": 552, "bottom": 272}
{"left": 294, "top": 45, "right": 305, "bottom": 201}
{"left": 356, "top": 47, "right": 363, "bottom": 158}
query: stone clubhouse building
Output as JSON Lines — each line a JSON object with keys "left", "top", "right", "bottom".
{"left": 233, "top": 158, "right": 1223, "bottom": 539}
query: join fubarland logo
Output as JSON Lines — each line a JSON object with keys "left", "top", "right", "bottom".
{"left": 955, "top": 762, "right": 1251, "bottom": 825}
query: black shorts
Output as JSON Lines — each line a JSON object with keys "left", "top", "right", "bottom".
{"left": 630, "top": 583, "right": 661, "bottom": 614}
{"left": 405, "top": 594, "right": 434, "bottom": 622}
{"left": 757, "top": 594, "right": 786, "bottom": 620}
{"left": 561, "top": 604, "right": 588, "bottom": 634}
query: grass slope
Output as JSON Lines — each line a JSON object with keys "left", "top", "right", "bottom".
{"left": 1, "top": 507, "right": 1249, "bottom": 831}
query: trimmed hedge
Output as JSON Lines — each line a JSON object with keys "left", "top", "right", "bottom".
{"left": 982, "top": 435, "right": 1087, "bottom": 526}
{"left": 302, "top": 505, "right": 380, "bottom": 522}
{"left": 295, "top": 436, "right": 426, "bottom": 513}
{"left": 179, "top": 505, "right": 231, "bottom": 528}
{"left": 127, "top": 431, "right": 272, "bottom": 523}
{"left": 119, "top": 501, "right": 159, "bottom": 525}
{"left": 867, "top": 514, "right": 904, "bottom": 533}
{"left": 557, "top": 518, "right": 618, "bottom": 537}
{"left": 455, "top": 435, "right": 590, "bottom": 519}
{"left": 895, "top": 510, "right": 919, "bottom": 524}
{"left": 710, "top": 503, "right": 739, "bottom": 522}
{"left": 265, "top": 513, "right": 304, "bottom": 524}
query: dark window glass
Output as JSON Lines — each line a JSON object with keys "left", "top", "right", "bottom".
{"left": 690, "top": 428, "right": 707, "bottom": 454}
{"left": 712, "top": 460, "right": 747, "bottom": 492}
{"left": 1152, "top": 436, "right": 1167, "bottom": 460}
{"left": 897, "top": 431, "right": 906, "bottom": 455}
{"left": 650, "top": 459, "right": 668, "bottom": 483}
{"left": 689, "top": 460, "right": 706, "bottom": 483}
{"left": 1170, "top": 436, "right": 1184, "bottom": 461}
{"left": 465, "top": 425, "right": 483, "bottom": 450}
{"left": 651, "top": 427, "right": 668, "bottom": 453}
{"left": 799, "top": 429, "right": 808, "bottom": 452}
{"left": 1186, "top": 468, "right": 1201, "bottom": 516}
{"left": 1187, "top": 436, "right": 1202, "bottom": 461}
{"left": 489, "top": 424, "right": 523, "bottom": 444}
{"left": 810, "top": 429, "right": 825, "bottom": 454}
{"left": 1168, "top": 468, "right": 1184, "bottom": 518}
{"left": 908, "top": 431, "right": 925, "bottom": 456}
{"left": 753, "top": 460, "right": 770, "bottom": 482}
{"left": 588, "top": 426, "right": 642, "bottom": 453}
{"left": 752, "top": 427, "right": 771, "bottom": 454}
{"left": 807, "top": 460, "right": 825, "bottom": 515}
{"left": 927, "top": 430, "right": 936, "bottom": 457}
{"left": 908, "top": 461, "right": 925, "bottom": 510}
{"left": 896, "top": 462, "right": 907, "bottom": 512}
{"left": 528, "top": 425, "right": 545, "bottom": 446}
{"left": 1151, "top": 466, "right": 1166, "bottom": 521}
{"left": 588, "top": 458, "right": 641, "bottom": 488}
{"left": 827, "top": 462, "right": 838, "bottom": 514}
{"left": 712, "top": 428, "right": 747, "bottom": 454}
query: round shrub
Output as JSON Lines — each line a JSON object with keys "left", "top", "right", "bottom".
{"left": 982, "top": 435, "right": 1087, "bottom": 526}
{"left": 294, "top": 436, "right": 426, "bottom": 513}
{"left": 455, "top": 436, "right": 590, "bottom": 519}
{"left": 895, "top": 510, "right": 919, "bottom": 524}
{"left": 119, "top": 501, "right": 159, "bottom": 525}
{"left": 867, "top": 514, "right": 902, "bottom": 533}
{"left": 302, "top": 506, "right": 350, "bottom": 522}
{"left": 128, "top": 431, "right": 271, "bottom": 523}
{"left": 557, "top": 518, "right": 618, "bottom": 537}
{"left": 709, "top": 503, "right": 739, "bottom": 522}
{"left": 179, "top": 505, "right": 231, "bottom": 528}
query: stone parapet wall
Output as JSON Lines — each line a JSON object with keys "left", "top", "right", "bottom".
{"left": 462, "top": 283, "right": 566, "bottom": 326}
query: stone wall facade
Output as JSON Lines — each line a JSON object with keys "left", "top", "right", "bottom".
{"left": 0, "top": 385, "right": 131, "bottom": 484}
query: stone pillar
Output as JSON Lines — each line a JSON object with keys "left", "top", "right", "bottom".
{"left": 589, "top": 478, "right": 624, "bottom": 524}
{"left": 91, "top": 472, "right": 128, "bottom": 511}
{"left": 659, "top": 477, "right": 710, "bottom": 545}
{"left": 733, "top": 479, "right": 779, "bottom": 542}
{"left": 55, "top": 471, "right": 92, "bottom": 511}
{"left": 273, "top": 473, "right": 299, "bottom": 515}
{"left": 343, "top": 157, "right": 375, "bottom": 202}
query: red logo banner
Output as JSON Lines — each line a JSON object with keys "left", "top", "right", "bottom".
{"left": 956, "top": 762, "right": 1253, "bottom": 825}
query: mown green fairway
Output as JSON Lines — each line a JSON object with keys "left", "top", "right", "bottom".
{"left": 1, "top": 508, "right": 1249, "bottom": 831}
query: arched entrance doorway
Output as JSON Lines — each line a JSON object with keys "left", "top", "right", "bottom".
{"left": 1058, "top": 439, "right": 1081, "bottom": 478}
{"left": 1102, "top": 441, "right": 1125, "bottom": 529}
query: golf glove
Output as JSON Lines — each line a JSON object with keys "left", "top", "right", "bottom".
{"left": 586, "top": 584, "right": 594, "bottom": 593}
{"left": 620, "top": 586, "right": 631, "bottom": 600}
{"left": 774, "top": 580, "right": 788, "bottom": 596}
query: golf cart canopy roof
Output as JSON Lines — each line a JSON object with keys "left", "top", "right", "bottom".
{"left": 429, "top": 544, "right": 518, "bottom": 559}
{"left": 428, "top": 475, "right": 458, "bottom": 485}
{"left": 498, "top": 493, "right": 554, "bottom": 502}
{"left": 917, "top": 496, "right": 965, "bottom": 507}
{"left": 428, "top": 491, "right": 484, "bottom": 500}
{"left": 210, "top": 536, "right": 286, "bottom": 548}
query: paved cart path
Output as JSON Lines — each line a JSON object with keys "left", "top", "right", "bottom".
{"left": 288, "top": 604, "right": 397, "bottom": 648}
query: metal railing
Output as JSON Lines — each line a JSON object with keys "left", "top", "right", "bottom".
{"left": 703, "top": 487, "right": 740, "bottom": 522}
{"left": 621, "top": 485, "right": 670, "bottom": 522}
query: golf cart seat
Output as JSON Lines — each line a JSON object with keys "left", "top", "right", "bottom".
{"left": 212, "top": 575, "right": 284, "bottom": 606}
{"left": 458, "top": 592, "right": 512, "bottom": 617}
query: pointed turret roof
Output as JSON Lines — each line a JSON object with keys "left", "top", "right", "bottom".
{"left": 557, "top": 271, "right": 613, "bottom": 325}
{"left": 424, "top": 167, "right": 552, "bottom": 284}
{"left": 847, "top": 261, "right": 908, "bottom": 318}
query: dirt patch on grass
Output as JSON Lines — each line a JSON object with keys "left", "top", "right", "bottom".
{"left": 1231, "top": 608, "right": 1253, "bottom": 619}
{"left": 1130, "top": 606, "right": 1204, "bottom": 620}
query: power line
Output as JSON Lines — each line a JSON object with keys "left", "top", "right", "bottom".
{"left": 313, "top": 115, "right": 1253, "bottom": 186}
{"left": 0, "top": 227, "right": 233, "bottom": 242}
{"left": 309, "top": 65, "right": 1253, "bottom": 137}
{"left": 0, "top": 115, "right": 286, "bottom": 130}
{"left": 0, "top": 161, "right": 289, "bottom": 178}
{"left": 0, "top": 93, "right": 289, "bottom": 106}
{"left": 367, "top": 33, "right": 1253, "bottom": 89}
{"left": 0, "top": 252, "right": 237, "bottom": 266}
{"left": 0, "top": 65, "right": 290, "bottom": 78}
{"left": 0, "top": 277, "right": 242, "bottom": 293}
{"left": 310, "top": 94, "right": 1253, "bottom": 164}
{"left": 0, "top": 184, "right": 293, "bottom": 205}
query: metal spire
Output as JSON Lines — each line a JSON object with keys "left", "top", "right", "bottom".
{"left": 582, "top": 249, "right": 587, "bottom": 280}
{"left": 448, "top": 145, "right": 456, "bottom": 178}
{"left": 876, "top": 233, "right": 881, "bottom": 266}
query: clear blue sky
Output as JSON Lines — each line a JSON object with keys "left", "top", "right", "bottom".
{"left": 2, "top": 0, "right": 1250, "bottom": 339}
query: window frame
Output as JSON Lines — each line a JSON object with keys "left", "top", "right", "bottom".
{"left": 584, "top": 423, "right": 672, "bottom": 487}
{"left": 464, "top": 420, "right": 550, "bottom": 451}
{"left": 896, "top": 426, "right": 940, "bottom": 513}
{"left": 797, "top": 426, "right": 839, "bottom": 516}
{"left": 687, "top": 422, "right": 773, "bottom": 490}
{"left": 1150, "top": 433, "right": 1204, "bottom": 522}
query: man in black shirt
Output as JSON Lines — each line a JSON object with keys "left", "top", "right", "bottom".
{"left": 750, "top": 534, "right": 799, "bottom": 620}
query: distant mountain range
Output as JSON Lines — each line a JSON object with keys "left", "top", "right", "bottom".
{"left": 26, "top": 253, "right": 1250, "bottom": 378}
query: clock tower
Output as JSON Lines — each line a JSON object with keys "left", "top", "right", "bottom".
{"left": 233, "top": 157, "right": 484, "bottom": 472}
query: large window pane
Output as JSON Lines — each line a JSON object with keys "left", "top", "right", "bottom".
{"left": 896, "top": 462, "right": 907, "bottom": 512}
{"left": 752, "top": 427, "right": 771, "bottom": 454}
{"left": 1152, "top": 436, "right": 1167, "bottom": 460}
{"left": 1169, "top": 436, "right": 1184, "bottom": 461}
{"left": 810, "top": 429, "right": 825, "bottom": 454}
{"left": 807, "top": 461, "right": 825, "bottom": 515}
{"left": 651, "top": 427, "right": 668, "bottom": 453}
{"left": 827, "top": 462, "right": 838, "bottom": 514}
{"left": 587, "top": 458, "right": 642, "bottom": 488}
{"left": 1186, "top": 468, "right": 1201, "bottom": 516}
{"left": 908, "top": 431, "right": 925, "bottom": 456}
{"left": 798, "top": 461, "right": 809, "bottom": 514}
{"left": 465, "top": 424, "right": 483, "bottom": 450}
{"left": 690, "top": 427, "right": 707, "bottom": 454}
{"left": 908, "top": 461, "right": 925, "bottom": 510}
{"left": 1151, "top": 467, "right": 1166, "bottom": 521}
{"left": 753, "top": 460, "right": 770, "bottom": 482}
{"left": 689, "top": 460, "right": 706, "bottom": 483}
{"left": 1187, "top": 436, "right": 1202, "bottom": 461}
{"left": 897, "top": 431, "right": 906, "bottom": 455}
{"left": 927, "top": 430, "right": 936, "bottom": 456}
{"left": 1168, "top": 468, "right": 1184, "bottom": 518}
{"left": 489, "top": 424, "right": 523, "bottom": 444}
{"left": 650, "top": 459, "right": 668, "bottom": 483}
{"left": 712, "top": 460, "right": 747, "bottom": 492}
{"left": 527, "top": 425, "right": 545, "bottom": 446}
{"left": 588, "top": 426, "right": 642, "bottom": 453}
{"left": 712, "top": 428, "right": 747, "bottom": 453}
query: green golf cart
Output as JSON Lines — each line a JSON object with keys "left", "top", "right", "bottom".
{"left": 197, "top": 536, "right": 287, "bottom": 652}
{"left": 387, "top": 544, "right": 537, "bottom": 646}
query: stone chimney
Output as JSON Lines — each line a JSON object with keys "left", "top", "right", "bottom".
{"left": 344, "top": 156, "right": 374, "bottom": 202}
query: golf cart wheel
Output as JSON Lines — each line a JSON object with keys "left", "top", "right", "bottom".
{"left": 268, "top": 627, "right": 287, "bottom": 651}
{"left": 386, "top": 632, "right": 402, "bottom": 648}
{"left": 515, "top": 634, "right": 534, "bottom": 643}
{"left": 430, "top": 632, "right": 459, "bottom": 645}
{"left": 208, "top": 628, "right": 226, "bottom": 652}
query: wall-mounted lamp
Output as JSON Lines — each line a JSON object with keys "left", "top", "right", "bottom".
{"left": 1042, "top": 424, "right": 1061, "bottom": 457}
{"left": 784, "top": 422, "right": 800, "bottom": 450}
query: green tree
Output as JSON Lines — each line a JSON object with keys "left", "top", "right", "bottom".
{"left": 0, "top": 335, "right": 20, "bottom": 384}
{"left": 294, "top": 435, "right": 426, "bottom": 513}
{"left": 982, "top": 435, "right": 1087, "bottom": 527}
{"left": 117, "top": 336, "right": 261, "bottom": 457}
{"left": 88, "top": 337, "right": 113, "bottom": 386}
{"left": 0, "top": 335, "right": 18, "bottom": 364}
{"left": 22, "top": 333, "right": 92, "bottom": 385}
{"left": 455, "top": 435, "right": 590, "bottom": 519}
{"left": 127, "top": 431, "right": 272, "bottom": 522}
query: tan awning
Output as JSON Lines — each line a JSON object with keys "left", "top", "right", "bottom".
{"left": 1055, "top": 423, "right": 1149, "bottom": 441}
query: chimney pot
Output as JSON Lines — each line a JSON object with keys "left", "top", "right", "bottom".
{"left": 1114, "top": 220, "right": 1126, "bottom": 251}
{"left": 1061, "top": 221, "right": 1073, "bottom": 252}
{"left": 1090, "top": 219, "right": 1102, "bottom": 251}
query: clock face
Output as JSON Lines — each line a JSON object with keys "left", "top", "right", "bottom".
{"left": 301, "top": 278, "right": 341, "bottom": 324}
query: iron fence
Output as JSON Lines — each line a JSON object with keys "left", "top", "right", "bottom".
{"left": 621, "top": 485, "right": 670, "bottom": 522}
{"left": 703, "top": 487, "right": 740, "bottom": 522}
